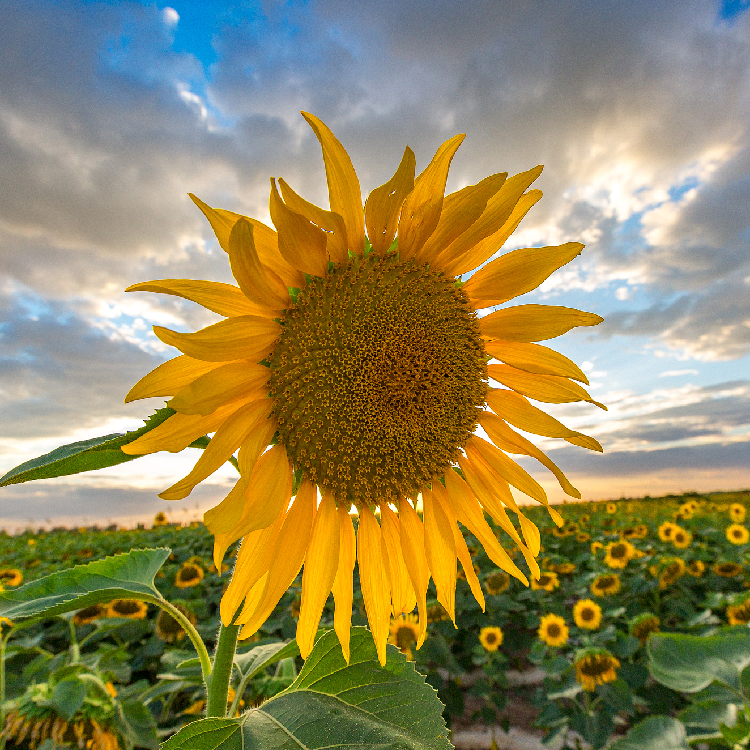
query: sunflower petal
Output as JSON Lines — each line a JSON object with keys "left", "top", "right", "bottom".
{"left": 301, "top": 112, "right": 366, "bottom": 257}
{"left": 168, "top": 361, "right": 270, "bottom": 416}
{"left": 269, "top": 179, "right": 328, "bottom": 277}
{"left": 480, "top": 304, "right": 603, "bottom": 343}
{"left": 332, "top": 504, "right": 356, "bottom": 663}
{"left": 365, "top": 147, "right": 416, "bottom": 256}
{"left": 422, "top": 486, "right": 457, "bottom": 624}
{"left": 126, "top": 279, "right": 269, "bottom": 318}
{"left": 124, "top": 355, "right": 222, "bottom": 403}
{"left": 485, "top": 341, "right": 589, "bottom": 384}
{"left": 228, "top": 217, "right": 290, "bottom": 310}
{"left": 153, "top": 316, "right": 281, "bottom": 363}
{"left": 297, "top": 493, "right": 340, "bottom": 659}
{"left": 399, "top": 498, "right": 430, "bottom": 647}
{"left": 159, "top": 398, "right": 273, "bottom": 501}
{"left": 380, "top": 503, "right": 417, "bottom": 618}
{"left": 465, "top": 242, "right": 584, "bottom": 308}
{"left": 279, "top": 178, "right": 349, "bottom": 264}
{"left": 358, "top": 505, "right": 391, "bottom": 665}
{"left": 236, "top": 479, "right": 316, "bottom": 634}
{"left": 488, "top": 367, "right": 606, "bottom": 409}
{"left": 397, "top": 134, "right": 465, "bottom": 261}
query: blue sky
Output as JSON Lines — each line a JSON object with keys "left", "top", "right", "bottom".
{"left": 1, "top": 0, "right": 749, "bottom": 528}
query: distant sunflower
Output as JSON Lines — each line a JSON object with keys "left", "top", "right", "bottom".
{"left": 531, "top": 571, "right": 560, "bottom": 592}
{"left": 605, "top": 503, "right": 617, "bottom": 514}
{"left": 479, "top": 626, "right": 504, "bottom": 652}
{"left": 484, "top": 570, "right": 510, "bottom": 596}
{"left": 726, "top": 524, "right": 750, "bottom": 545}
{"left": 155, "top": 604, "right": 196, "bottom": 643}
{"left": 551, "top": 562, "right": 576, "bottom": 575}
{"left": 175, "top": 563, "right": 204, "bottom": 588}
{"left": 591, "top": 573, "right": 621, "bottom": 597}
{"left": 730, "top": 503, "right": 746, "bottom": 522}
{"left": 388, "top": 614, "right": 420, "bottom": 659}
{"left": 590, "top": 541, "right": 603, "bottom": 554}
{"left": 573, "top": 599, "right": 602, "bottom": 630}
{"left": 671, "top": 527, "right": 692, "bottom": 549}
{"left": 106, "top": 599, "right": 148, "bottom": 619}
{"left": 122, "top": 112, "right": 604, "bottom": 664}
{"left": 658, "top": 558, "right": 686, "bottom": 589}
{"left": 629, "top": 612, "right": 660, "bottom": 644}
{"left": 576, "top": 532, "right": 591, "bottom": 543}
{"left": 427, "top": 602, "right": 451, "bottom": 623}
{"left": 574, "top": 648, "right": 620, "bottom": 692}
{"left": 153, "top": 512, "right": 169, "bottom": 526}
{"left": 727, "top": 594, "right": 750, "bottom": 625}
{"left": 686, "top": 560, "right": 706, "bottom": 577}
{"left": 2, "top": 711, "right": 120, "bottom": 750}
{"left": 603, "top": 540, "right": 635, "bottom": 569}
{"left": 714, "top": 562, "right": 743, "bottom": 578}
{"left": 538, "top": 613, "right": 568, "bottom": 647}
{"left": 658, "top": 522, "right": 676, "bottom": 542}
{"left": 72, "top": 603, "right": 106, "bottom": 626}
{"left": 0, "top": 569, "right": 22, "bottom": 587}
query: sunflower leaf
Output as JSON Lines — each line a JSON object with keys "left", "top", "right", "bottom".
{"left": 608, "top": 716, "right": 690, "bottom": 750}
{"left": 234, "top": 639, "right": 300, "bottom": 678}
{"left": 0, "top": 548, "right": 170, "bottom": 621}
{"left": 162, "top": 627, "right": 452, "bottom": 750}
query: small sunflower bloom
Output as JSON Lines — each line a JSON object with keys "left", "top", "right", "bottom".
{"left": 175, "top": 563, "right": 204, "bottom": 588}
{"left": 538, "top": 613, "right": 568, "bottom": 647}
{"left": 574, "top": 648, "right": 620, "bottom": 692}
{"left": 479, "top": 626, "right": 504, "bottom": 652}
{"left": 605, "top": 502, "right": 617, "bottom": 514}
{"left": 531, "top": 570, "right": 560, "bottom": 592}
{"left": 629, "top": 612, "right": 660, "bottom": 644}
{"left": 122, "top": 113, "right": 604, "bottom": 664}
{"left": 105, "top": 599, "right": 148, "bottom": 619}
{"left": 153, "top": 512, "right": 169, "bottom": 526}
{"left": 156, "top": 604, "right": 196, "bottom": 643}
{"left": 590, "top": 541, "right": 603, "bottom": 554}
{"left": 573, "top": 599, "right": 602, "bottom": 630}
{"left": 551, "top": 562, "right": 576, "bottom": 575}
{"left": 714, "top": 562, "right": 743, "bottom": 578}
{"left": 388, "top": 614, "right": 420, "bottom": 659}
{"left": 671, "top": 526, "right": 692, "bottom": 549}
{"left": 484, "top": 570, "right": 510, "bottom": 596}
{"left": 591, "top": 573, "right": 621, "bottom": 597}
{"left": 686, "top": 560, "right": 706, "bottom": 577}
{"left": 730, "top": 503, "right": 746, "bottom": 522}
{"left": 658, "top": 522, "right": 677, "bottom": 542}
{"left": 727, "top": 524, "right": 750, "bottom": 545}
{"left": 658, "top": 558, "right": 686, "bottom": 589}
{"left": 603, "top": 540, "right": 635, "bottom": 569}
{"left": 0, "top": 569, "right": 23, "bottom": 587}
{"left": 727, "top": 594, "right": 750, "bottom": 625}
{"left": 72, "top": 603, "right": 106, "bottom": 626}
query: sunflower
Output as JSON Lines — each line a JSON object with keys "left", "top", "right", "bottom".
{"left": 551, "top": 562, "right": 576, "bottom": 575}
{"left": 155, "top": 604, "right": 196, "bottom": 643}
{"left": 574, "top": 648, "right": 620, "bottom": 692}
{"left": 605, "top": 503, "right": 617, "bottom": 514}
{"left": 427, "top": 602, "right": 451, "bottom": 623}
{"left": 537, "top": 613, "right": 568, "bottom": 647}
{"left": 603, "top": 540, "right": 635, "bottom": 569}
{"left": 671, "top": 527, "right": 692, "bottom": 549}
{"left": 657, "top": 522, "right": 676, "bottom": 542}
{"left": 2, "top": 712, "right": 120, "bottom": 750}
{"left": 573, "top": 599, "right": 602, "bottom": 630}
{"left": 0, "top": 569, "right": 23, "bottom": 587}
{"left": 121, "top": 113, "right": 603, "bottom": 664}
{"left": 591, "top": 573, "right": 621, "bottom": 597}
{"left": 686, "top": 560, "right": 706, "bottom": 577}
{"left": 629, "top": 612, "right": 660, "bottom": 644}
{"left": 658, "top": 558, "right": 686, "bottom": 589}
{"left": 479, "top": 626, "right": 504, "bottom": 652}
{"left": 590, "top": 541, "right": 603, "bottom": 554}
{"left": 576, "top": 532, "right": 591, "bottom": 543}
{"left": 153, "top": 512, "right": 169, "bottom": 526}
{"left": 72, "top": 603, "right": 106, "bottom": 626}
{"left": 531, "top": 571, "right": 560, "bottom": 592}
{"left": 484, "top": 570, "right": 510, "bottom": 596}
{"left": 634, "top": 523, "right": 649, "bottom": 538}
{"left": 714, "top": 562, "right": 743, "bottom": 578}
{"left": 105, "top": 599, "right": 148, "bottom": 619}
{"left": 175, "top": 563, "right": 204, "bottom": 588}
{"left": 727, "top": 594, "right": 750, "bottom": 625}
{"left": 388, "top": 614, "right": 420, "bottom": 659}
{"left": 730, "top": 503, "right": 747, "bottom": 522}
{"left": 726, "top": 524, "right": 750, "bottom": 545}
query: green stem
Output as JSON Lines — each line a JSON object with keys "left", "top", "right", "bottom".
{"left": 228, "top": 669, "right": 253, "bottom": 718}
{"left": 68, "top": 618, "right": 80, "bottom": 664}
{"left": 206, "top": 623, "right": 240, "bottom": 718}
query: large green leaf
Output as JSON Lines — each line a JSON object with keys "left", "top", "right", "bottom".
{"left": 163, "top": 627, "right": 452, "bottom": 750}
{"left": 609, "top": 716, "right": 690, "bottom": 750}
{"left": 0, "top": 408, "right": 174, "bottom": 486}
{"left": 0, "top": 548, "right": 170, "bottom": 620}
{"left": 678, "top": 700, "right": 739, "bottom": 741}
{"left": 648, "top": 630, "right": 750, "bottom": 693}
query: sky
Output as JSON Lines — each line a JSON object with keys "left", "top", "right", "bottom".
{"left": 1, "top": 0, "right": 749, "bottom": 530}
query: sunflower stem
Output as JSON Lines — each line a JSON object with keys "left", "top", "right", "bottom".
{"left": 206, "top": 623, "right": 240, "bottom": 718}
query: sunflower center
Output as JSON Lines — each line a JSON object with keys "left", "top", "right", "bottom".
{"left": 547, "top": 623, "right": 561, "bottom": 638}
{"left": 395, "top": 625, "right": 418, "bottom": 651}
{"left": 113, "top": 600, "right": 140, "bottom": 615}
{"left": 581, "top": 608, "right": 594, "bottom": 621}
{"left": 579, "top": 656, "right": 612, "bottom": 677}
{"left": 269, "top": 253, "right": 488, "bottom": 505}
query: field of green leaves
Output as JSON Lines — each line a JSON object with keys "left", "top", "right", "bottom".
{"left": 2, "top": 489, "right": 750, "bottom": 749}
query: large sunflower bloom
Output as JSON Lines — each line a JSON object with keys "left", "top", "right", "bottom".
{"left": 122, "top": 113, "right": 603, "bottom": 665}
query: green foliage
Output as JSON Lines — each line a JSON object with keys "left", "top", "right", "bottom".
{"left": 162, "top": 628, "right": 452, "bottom": 750}
{"left": 609, "top": 716, "right": 690, "bottom": 750}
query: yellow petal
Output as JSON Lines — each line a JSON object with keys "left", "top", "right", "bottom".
{"left": 422, "top": 486, "right": 457, "bottom": 624}
{"left": 415, "top": 172, "right": 507, "bottom": 267}
{"left": 364, "top": 147, "right": 416, "bottom": 256}
{"left": 332, "top": 503, "right": 356, "bottom": 663}
{"left": 433, "top": 479, "right": 485, "bottom": 611}
{"left": 279, "top": 178, "right": 349, "bottom": 264}
{"left": 158, "top": 399, "right": 272, "bottom": 501}
{"left": 236, "top": 479, "right": 316, "bottom": 634}
{"left": 357, "top": 505, "right": 391, "bottom": 666}
{"left": 484, "top": 341, "right": 589, "bottom": 384}
{"left": 516, "top": 510, "right": 541, "bottom": 557}
{"left": 397, "top": 134, "right": 465, "bottom": 262}
{"left": 168, "top": 361, "right": 270, "bottom": 416}
{"left": 480, "top": 304, "right": 603, "bottom": 343}
{"left": 297, "top": 493, "right": 340, "bottom": 659}
{"left": 469, "top": 435, "right": 548, "bottom": 506}
{"left": 153, "top": 316, "right": 280, "bottom": 363}
{"left": 121, "top": 396, "right": 253, "bottom": 455}
{"left": 438, "top": 167, "right": 543, "bottom": 276}
{"left": 465, "top": 242, "right": 584, "bottom": 308}
{"left": 203, "top": 418, "right": 278, "bottom": 534}
{"left": 126, "top": 279, "right": 270, "bottom": 318}
{"left": 443, "top": 469, "right": 528, "bottom": 585}
{"left": 480, "top": 411, "right": 578, "bottom": 510}
{"left": 398, "top": 498, "right": 430, "bottom": 647}
{"left": 488, "top": 367, "right": 607, "bottom": 409}
{"left": 189, "top": 194, "right": 305, "bottom": 288}
{"left": 124, "top": 355, "right": 222, "bottom": 403}
{"left": 485, "top": 389, "right": 603, "bottom": 451}
{"left": 228, "top": 217, "right": 290, "bottom": 311}
{"left": 380, "top": 503, "right": 417, "bottom": 618}
{"left": 269, "top": 179, "right": 329, "bottom": 277}
{"left": 301, "top": 112, "right": 366, "bottom": 258}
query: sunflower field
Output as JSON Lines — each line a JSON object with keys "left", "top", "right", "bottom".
{"left": 2, "top": 489, "right": 750, "bottom": 749}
